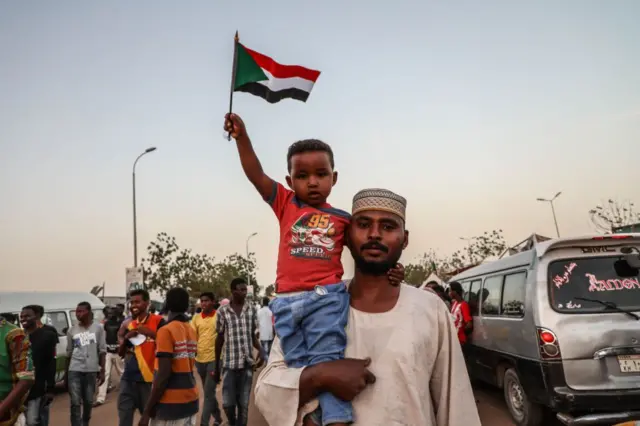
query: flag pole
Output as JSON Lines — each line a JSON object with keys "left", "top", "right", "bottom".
{"left": 227, "top": 30, "right": 239, "bottom": 141}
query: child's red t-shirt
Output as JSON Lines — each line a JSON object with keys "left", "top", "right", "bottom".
{"left": 267, "top": 182, "right": 350, "bottom": 293}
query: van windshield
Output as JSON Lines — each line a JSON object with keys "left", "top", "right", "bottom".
{"left": 548, "top": 256, "right": 640, "bottom": 313}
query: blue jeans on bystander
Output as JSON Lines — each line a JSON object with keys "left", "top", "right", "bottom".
{"left": 221, "top": 366, "right": 253, "bottom": 426}
{"left": 68, "top": 371, "right": 97, "bottom": 426}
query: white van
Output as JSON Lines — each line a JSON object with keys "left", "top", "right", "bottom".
{"left": 0, "top": 292, "right": 106, "bottom": 382}
{"left": 450, "top": 234, "right": 640, "bottom": 425}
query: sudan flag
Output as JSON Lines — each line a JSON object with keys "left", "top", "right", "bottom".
{"left": 233, "top": 43, "right": 321, "bottom": 104}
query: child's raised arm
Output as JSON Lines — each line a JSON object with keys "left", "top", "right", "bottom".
{"left": 225, "top": 113, "right": 274, "bottom": 201}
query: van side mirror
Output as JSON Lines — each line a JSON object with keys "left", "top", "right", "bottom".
{"left": 619, "top": 247, "right": 640, "bottom": 272}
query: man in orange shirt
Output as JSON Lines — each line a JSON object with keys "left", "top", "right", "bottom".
{"left": 118, "top": 290, "right": 166, "bottom": 426}
{"left": 140, "top": 287, "right": 198, "bottom": 426}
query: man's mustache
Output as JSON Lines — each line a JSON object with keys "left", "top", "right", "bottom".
{"left": 360, "top": 242, "right": 389, "bottom": 253}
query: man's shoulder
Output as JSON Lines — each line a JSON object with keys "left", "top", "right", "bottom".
{"left": 42, "top": 324, "right": 57, "bottom": 332}
{"left": 5, "top": 324, "right": 25, "bottom": 340}
{"left": 149, "top": 313, "right": 164, "bottom": 322}
{"left": 401, "top": 284, "right": 449, "bottom": 312}
{"left": 158, "top": 320, "right": 178, "bottom": 335}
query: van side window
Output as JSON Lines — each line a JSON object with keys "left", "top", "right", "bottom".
{"left": 44, "top": 311, "right": 69, "bottom": 336}
{"left": 468, "top": 280, "right": 482, "bottom": 316}
{"left": 481, "top": 275, "right": 504, "bottom": 316}
{"left": 460, "top": 281, "right": 472, "bottom": 301}
{"left": 501, "top": 272, "right": 526, "bottom": 317}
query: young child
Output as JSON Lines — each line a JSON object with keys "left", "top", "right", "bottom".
{"left": 225, "top": 113, "right": 403, "bottom": 426}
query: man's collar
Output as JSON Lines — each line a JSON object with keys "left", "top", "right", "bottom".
{"left": 167, "top": 312, "right": 189, "bottom": 323}
{"left": 221, "top": 301, "right": 249, "bottom": 312}
{"left": 134, "top": 313, "right": 150, "bottom": 324}
{"left": 200, "top": 309, "right": 216, "bottom": 318}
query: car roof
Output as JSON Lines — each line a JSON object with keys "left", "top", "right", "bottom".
{"left": 0, "top": 292, "right": 105, "bottom": 313}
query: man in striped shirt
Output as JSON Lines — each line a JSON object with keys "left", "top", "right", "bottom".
{"left": 140, "top": 287, "right": 198, "bottom": 426}
{"left": 214, "top": 278, "right": 264, "bottom": 426}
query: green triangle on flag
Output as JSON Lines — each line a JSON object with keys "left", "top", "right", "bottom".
{"left": 234, "top": 44, "right": 268, "bottom": 90}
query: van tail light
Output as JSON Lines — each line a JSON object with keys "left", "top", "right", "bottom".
{"left": 592, "top": 235, "right": 631, "bottom": 240}
{"left": 537, "top": 327, "right": 562, "bottom": 360}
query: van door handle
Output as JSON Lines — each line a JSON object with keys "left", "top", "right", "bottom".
{"left": 593, "top": 345, "right": 640, "bottom": 359}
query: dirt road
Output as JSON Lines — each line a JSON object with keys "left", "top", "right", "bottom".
{"left": 47, "top": 374, "right": 533, "bottom": 426}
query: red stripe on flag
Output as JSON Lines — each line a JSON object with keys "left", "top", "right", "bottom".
{"left": 241, "top": 44, "right": 321, "bottom": 82}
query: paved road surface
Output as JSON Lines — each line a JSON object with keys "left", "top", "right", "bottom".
{"left": 47, "top": 372, "right": 555, "bottom": 426}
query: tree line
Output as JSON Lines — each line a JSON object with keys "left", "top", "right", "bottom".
{"left": 140, "top": 232, "right": 271, "bottom": 298}
{"left": 404, "top": 199, "right": 640, "bottom": 286}
{"left": 137, "top": 199, "right": 638, "bottom": 293}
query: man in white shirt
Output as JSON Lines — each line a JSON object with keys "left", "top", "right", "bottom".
{"left": 255, "top": 188, "right": 481, "bottom": 426}
{"left": 257, "top": 297, "right": 274, "bottom": 363}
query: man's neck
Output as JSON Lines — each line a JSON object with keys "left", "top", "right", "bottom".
{"left": 24, "top": 326, "right": 37, "bottom": 335}
{"left": 135, "top": 311, "right": 148, "bottom": 321}
{"left": 202, "top": 308, "right": 214, "bottom": 315}
{"left": 79, "top": 320, "right": 91, "bottom": 328}
{"left": 349, "top": 271, "right": 400, "bottom": 313}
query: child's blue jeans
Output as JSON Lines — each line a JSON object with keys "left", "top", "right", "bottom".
{"left": 270, "top": 282, "right": 352, "bottom": 426}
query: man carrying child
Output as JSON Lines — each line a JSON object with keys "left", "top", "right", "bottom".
{"left": 225, "top": 114, "right": 403, "bottom": 426}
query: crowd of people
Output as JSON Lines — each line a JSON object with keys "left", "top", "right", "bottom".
{"left": 0, "top": 284, "right": 276, "bottom": 426}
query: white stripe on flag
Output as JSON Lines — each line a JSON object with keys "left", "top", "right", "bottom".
{"left": 257, "top": 69, "right": 315, "bottom": 94}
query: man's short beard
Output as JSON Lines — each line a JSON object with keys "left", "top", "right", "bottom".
{"left": 352, "top": 249, "right": 403, "bottom": 276}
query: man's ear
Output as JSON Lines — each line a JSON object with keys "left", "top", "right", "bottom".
{"left": 332, "top": 171, "right": 338, "bottom": 187}
{"left": 402, "top": 230, "right": 409, "bottom": 249}
{"left": 285, "top": 175, "right": 293, "bottom": 190}
{"left": 344, "top": 225, "right": 352, "bottom": 249}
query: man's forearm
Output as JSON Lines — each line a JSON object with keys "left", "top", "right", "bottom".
{"left": 253, "top": 336, "right": 262, "bottom": 352}
{"left": 143, "top": 361, "right": 171, "bottom": 417}
{"left": 46, "top": 357, "right": 57, "bottom": 391}
{"left": 214, "top": 335, "right": 224, "bottom": 369}
{"left": 0, "top": 380, "right": 32, "bottom": 414}
{"left": 298, "top": 364, "right": 325, "bottom": 408}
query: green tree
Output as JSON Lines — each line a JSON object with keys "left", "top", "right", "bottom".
{"left": 589, "top": 199, "right": 640, "bottom": 233}
{"left": 448, "top": 229, "right": 507, "bottom": 269}
{"left": 141, "top": 232, "right": 260, "bottom": 298}
{"left": 404, "top": 229, "right": 507, "bottom": 285}
{"left": 404, "top": 251, "right": 440, "bottom": 287}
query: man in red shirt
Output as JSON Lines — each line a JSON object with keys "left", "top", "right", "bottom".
{"left": 449, "top": 281, "right": 473, "bottom": 347}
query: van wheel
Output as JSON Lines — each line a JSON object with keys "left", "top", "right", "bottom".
{"left": 503, "top": 368, "right": 543, "bottom": 426}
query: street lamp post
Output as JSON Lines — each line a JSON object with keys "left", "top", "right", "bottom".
{"left": 132, "top": 147, "right": 157, "bottom": 267}
{"left": 246, "top": 232, "right": 258, "bottom": 293}
{"left": 459, "top": 237, "right": 473, "bottom": 260}
{"left": 537, "top": 191, "right": 562, "bottom": 238}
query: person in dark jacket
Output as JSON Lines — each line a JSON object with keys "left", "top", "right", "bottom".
{"left": 95, "top": 307, "right": 124, "bottom": 406}
{"left": 20, "top": 305, "right": 57, "bottom": 426}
